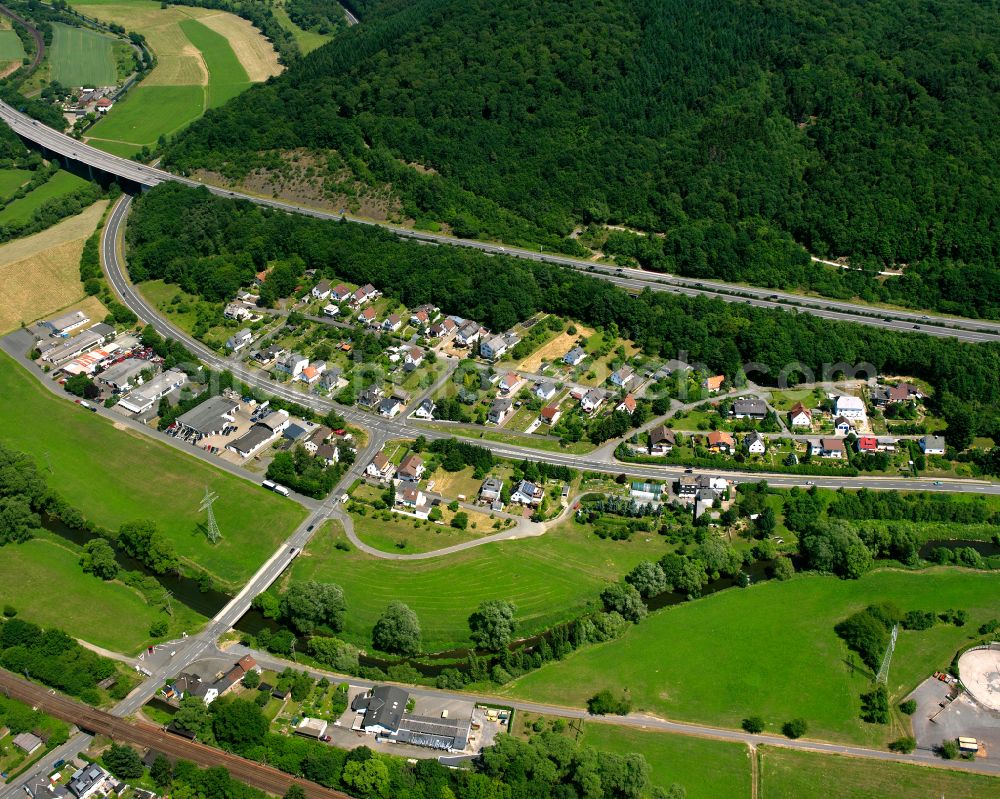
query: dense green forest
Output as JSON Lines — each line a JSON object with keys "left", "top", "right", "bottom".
{"left": 161, "top": 0, "right": 1000, "bottom": 316}
{"left": 128, "top": 184, "right": 1000, "bottom": 446}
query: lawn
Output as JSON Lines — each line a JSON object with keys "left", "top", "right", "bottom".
{"left": 0, "top": 537, "right": 202, "bottom": 652}
{"left": 0, "top": 167, "right": 31, "bottom": 201}
{"left": 273, "top": 1, "right": 331, "bottom": 55}
{"left": 0, "top": 200, "right": 107, "bottom": 334}
{"left": 87, "top": 85, "right": 205, "bottom": 148}
{"left": 350, "top": 509, "right": 494, "bottom": 555}
{"left": 292, "top": 516, "right": 669, "bottom": 652}
{"left": 0, "top": 29, "right": 24, "bottom": 62}
{"left": 0, "top": 350, "right": 307, "bottom": 588}
{"left": 178, "top": 18, "right": 249, "bottom": 107}
{"left": 758, "top": 746, "right": 999, "bottom": 798}
{"left": 504, "top": 568, "right": 1000, "bottom": 746}
{"left": 0, "top": 171, "right": 91, "bottom": 226}
{"left": 50, "top": 23, "right": 118, "bottom": 85}
{"left": 581, "top": 725, "right": 752, "bottom": 799}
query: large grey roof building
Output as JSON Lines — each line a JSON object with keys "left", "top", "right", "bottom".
{"left": 175, "top": 396, "right": 240, "bottom": 439}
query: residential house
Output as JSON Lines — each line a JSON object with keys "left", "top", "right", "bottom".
{"left": 479, "top": 477, "right": 504, "bottom": 503}
{"left": 744, "top": 431, "right": 766, "bottom": 455}
{"left": 648, "top": 425, "right": 676, "bottom": 455}
{"left": 660, "top": 358, "right": 691, "bottom": 376}
{"left": 330, "top": 283, "right": 351, "bottom": 301}
{"left": 382, "top": 313, "right": 403, "bottom": 333}
{"left": 876, "top": 437, "right": 897, "bottom": 453}
{"left": 303, "top": 426, "right": 333, "bottom": 454}
{"left": 834, "top": 416, "right": 853, "bottom": 436}
{"left": 498, "top": 372, "right": 524, "bottom": 395}
{"left": 920, "top": 435, "right": 946, "bottom": 455}
{"left": 322, "top": 303, "right": 340, "bottom": 318}
{"left": 226, "top": 328, "right": 253, "bottom": 352}
{"left": 412, "top": 398, "right": 435, "bottom": 420}
{"left": 253, "top": 344, "right": 284, "bottom": 364}
{"left": 540, "top": 403, "right": 561, "bottom": 425}
{"left": 534, "top": 381, "right": 557, "bottom": 401}
{"left": 702, "top": 374, "right": 725, "bottom": 393}
{"left": 315, "top": 443, "right": 339, "bottom": 466}
{"left": 580, "top": 388, "right": 605, "bottom": 413}
{"left": 299, "top": 363, "right": 325, "bottom": 385}
{"left": 358, "top": 306, "right": 378, "bottom": 326}
{"left": 68, "top": 764, "right": 110, "bottom": 799}
{"left": 276, "top": 351, "right": 309, "bottom": 377}
{"left": 788, "top": 402, "right": 812, "bottom": 428}
{"left": 224, "top": 302, "right": 253, "bottom": 322}
{"left": 677, "top": 476, "right": 699, "bottom": 498}
{"left": 259, "top": 410, "right": 291, "bottom": 435}
{"left": 488, "top": 397, "right": 513, "bottom": 425}
{"left": 318, "top": 367, "right": 346, "bottom": 393}
{"left": 410, "top": 309, "right": 431, "bottom": 328}
{"left": 366, "top": 452, "right": 395, "bottom": 481}
{"left": 311, "top": 279, "right": 332, "bottom": 300}
{"left": 297, "top": 718, "right": 329, "bottom": 740}
{"left": 357, "top": 385, "right": 384, "bottom": 408}
{"left": 813, "top": 437, "right": 846, "bottom": 459}
{"left": 351, "top": 283, "right": 379, "bottom": 306}
{"left": 511, "top": 480, "right": 544, "bottom": 506}
{"left": 378, "top": 396, "right": 403, "bottom": 417}
{"left": 856, "top": 436, "right": 878, "bottom": 453}
{"left": 706, "top": 430, "right": 735, "bottom": 454}
{"left": 732, "top": 398, "right": 767, "bottom": 419}
{"left": 563, "top": 346, "right": 586, "bottom": 366}
{"left": 404, "top": 346, "right": 424, "bottom": 368}
{"left": 871, "top": 382, "right": 925, "bottom": 407}
{"left": 479, "top": 334, "right": 518, "bottom": 361}
{"left": 395, "top": 486, "right": 430, "bottom": 519}
{"left": 616, "top": 393, "right": 637, "bottom": 414}
{"left": 397, "top": 453, "right": 425, "bottom": 483}
{"left": 455, "top": 320, "right": 483, "bottom": 347}
{"left": 610, "top": 365, "right": 635, "bottom": 388}
{"left": 430, "top": 318, "right": 457, "bottom": 338}
{"left": 835, "top": 395, "right": 866, "bottom": 420}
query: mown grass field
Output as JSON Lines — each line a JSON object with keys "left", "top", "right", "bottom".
{"left": 0, "top": 167, "right": 31, "bottom": 200}
{"left": 0, "top": 200, "right": 107, "bottom": 333}
{"left": 0, "top": 29, "right": 25, "bottom": 62}
{"left": 0, "top": 351, "right": 307, "bottom": 588}
{"left": 196, "top": 12, "right": 281, "bottom": 81}
{"left": 0, "top": 537, "right": 203, "bottom": 652}
{"left": 581, "top": 725, "right": 752, "bottom": 799}
{"left": 0, "top": 171, "right": 90, "bottom": 226}
{"left": 50, "top": 23, "right": 117, "bottom": 85}
{"left": 87, "top": 85, "right": 205, "bottom": 149}
{"left": 504, "top": 568, "right": 1000, "bottom": 746}
{"left": 178, "top": 18, "right": 249, "bottom": 107}
{"left": 758, "top": 746, "right": 999, "bottom": 798}
{"left": 291, "top": 517, "right": 668, "bottom": 651}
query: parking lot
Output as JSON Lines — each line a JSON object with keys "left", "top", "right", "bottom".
{"left": 908, "top": 676, "right": 1000, "bottom": 757}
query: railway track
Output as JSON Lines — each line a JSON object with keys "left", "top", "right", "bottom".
{"left": 0, "top": 4, "right": 45, "bottom": 74}
{"left": 0, "top": 670, "right": 353, "bottom": 799}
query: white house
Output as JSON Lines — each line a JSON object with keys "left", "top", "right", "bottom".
{"left": 224, "top": 302, "right": 253, "bottom": 322}
{"left": 744, "top": 431, "right": 767, "bottom": 455}
{"left": 580, "top": 388, "right": 605, "bottom": 413}
{"left": 480, "top": 334, "right": 510, "bottom": 361}
{"left": 311, "top": 279, "right": 332, "bottom": 300}
{"left": 276, "top": 351, "right": 309, "bottom": 377}
{"left": 834, "top": 395, "right": 866, "bottom": 420}
{"left": 488, "top": 397, "right": 513, "bottom": 425}
{"left": 226, "top": 328, "right": 253, "bottom": 352}
{"left": 322, "top": 303, "right": 340, "bottom": 318}
{"left": 920, "top": 435, "right": 946, "bottom": 455}
{"left": 563, "top": 346, "right": 586, "bottom": 366}
{"left": 534, "top": 381, "right": 557, "bottom": 401}
{"left": 511, "top": 480, "right": 544, "bottom": 507}
{"left": 498, "top": 372, "right": 525, "bottom": 396}
{"left": 789, "top": 403, "right": 812, "bottom": 428}
{"left": 366, "top": 452, "right": 395, "bottom": 481}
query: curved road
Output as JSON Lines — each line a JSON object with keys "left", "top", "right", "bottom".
{"left": 102, "top": 196, "right": 1000, "bottom": 497}
{"left": 2, "top": 101, "right": 998, "bottom": 343}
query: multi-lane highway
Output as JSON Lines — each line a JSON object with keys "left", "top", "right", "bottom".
{"left": 3, "top": 101, "right": 998, "bottom": 343}
{"left": 102, "top": 195, "right": 1000, "bottom": 497}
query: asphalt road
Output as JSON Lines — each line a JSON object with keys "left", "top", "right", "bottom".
{"left": 2, "top": 101, "right": 998, "bottom": 343}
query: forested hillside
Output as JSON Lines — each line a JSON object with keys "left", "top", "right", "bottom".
{"left": 129, "top": 184, "right": 1000, "bottom": 445}
{"left": 161, "top": 0, "right": 1000, "bottom": 316}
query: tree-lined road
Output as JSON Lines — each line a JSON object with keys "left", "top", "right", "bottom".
{"left": 3, "top": 100, "right": 998, "bottom": 343}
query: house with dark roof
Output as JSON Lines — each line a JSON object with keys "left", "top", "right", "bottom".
{"left": 563, "top": 346, "right": 586, "bottom": 366}
{"left": 649, "top": 425, "right": 676, "bottom": 455}
{"left": 920, "top": 435, "right": 946, "bottom": 455}
{"left": 479, "top": 477, "right": 503, "bottom": 502}
{"left": 487, "top": 397, "right": 513, "bottom": 425}
{"left": 511, "top": 480, "right": 544, "bottom": 506}
{"left": 813, "top": 437, "right": 846, "bottom": 458}
{"left": 354, "top": 685, "right": 409, "bottom": 735}
{"left": 732, "top": 398, "right": 767, "bottom": 419}
{"left": 744, "top": 431, "right": 766, "bottom": 454}
{"left": 366, "top": 452, "right": 395, "bottom": 481}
